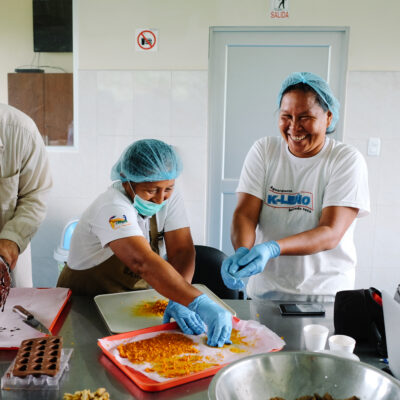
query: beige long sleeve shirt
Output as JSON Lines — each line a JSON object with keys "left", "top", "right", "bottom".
{"left": 0, "top": 103, "right": 52, "bottom": 253}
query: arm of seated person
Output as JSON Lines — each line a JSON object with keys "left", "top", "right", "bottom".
{"left": 164, "top": 227, "right": 195, "bottom": 283}
{"left": 109, "top": 235, "right": 201, "bottom": 306}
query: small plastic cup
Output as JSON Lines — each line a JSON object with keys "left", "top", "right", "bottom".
{"left": 328, "top": 334, "right": 356, "bottom": 353}
{"left": 303, "top": 324, "right": 329, "bottom": 352}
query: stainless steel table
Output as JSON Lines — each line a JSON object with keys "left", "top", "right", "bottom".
{"left": 0, "top": 296, "right": 387, "bottom": 399}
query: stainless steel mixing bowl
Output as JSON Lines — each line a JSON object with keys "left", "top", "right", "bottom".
{"left": 208, "top": 351, "right": 400, "bottom": 400}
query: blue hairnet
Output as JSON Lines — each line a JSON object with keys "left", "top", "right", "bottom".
{"left": 277, "top": 72, "right": 340, "bottom": 133}
{"left": 110, "top": 139, "right": 183, "bottom": 182}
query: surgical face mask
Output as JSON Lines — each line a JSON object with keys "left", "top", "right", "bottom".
{"left": 133, "top": 193, "right": 166, "bottom": 217}
{"left": 126, "top": 180, "right": 167, "bottom": 217}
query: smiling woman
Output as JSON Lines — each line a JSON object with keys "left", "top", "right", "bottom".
{"left": 221, "top": 72, "right": 370, "bottom": 302}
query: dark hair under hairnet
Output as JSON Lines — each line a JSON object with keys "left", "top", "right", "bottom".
{"left": 110, "top": 139, "right": 183, "bottom": 182}
{"left": 277, "top": 72, "right": 340, "bottom": 133}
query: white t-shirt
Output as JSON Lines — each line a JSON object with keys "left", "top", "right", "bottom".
{"left": 68, "top": 182, "right": 189, "bottom": 270}
{"left": 236, "top": 136, "right": 370, "bottom": 299}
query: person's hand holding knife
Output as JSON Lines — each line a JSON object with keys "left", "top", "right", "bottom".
{"left": 0, "top": 255, "right": 11, "bottom": 311}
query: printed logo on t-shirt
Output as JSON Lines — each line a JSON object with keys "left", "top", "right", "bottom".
{"left": 109, "top": 215, "right": 131, "bottom": 229}
{"left": 266, "top": 186, "right": 314, "bottom": 213}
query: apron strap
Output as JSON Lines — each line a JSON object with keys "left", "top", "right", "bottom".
{"left": 149, "top": 214, "right": 163, "bottom": 255}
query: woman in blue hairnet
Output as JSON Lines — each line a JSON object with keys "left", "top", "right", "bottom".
{"left": 57, "top": 139, "right": 232, "bottom": 347}
{"left": 221, "top": 72, "right": 370, "bottom": 301}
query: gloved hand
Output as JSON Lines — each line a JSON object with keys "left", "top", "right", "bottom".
{"left": 235, "top": 241, "right": 280, "bottom": 279}
{"left": 221, "top": 247, "right": 250, "bottom": 290}
{"left": 188, "top": 294, "right": 232, "bottom": 347}
{"left": 163, "top": 300, "right": 205, "bottom": 335}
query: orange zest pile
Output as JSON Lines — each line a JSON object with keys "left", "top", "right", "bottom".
{"left": 132, "top": 299, "right": 168, "bottom": 317}
{"left": 230, "top": 328, "right": 251, "bottom": 346}
{"left": 226, "top": 328, "right": 253, "bottom": 353}
{"left": 118, "top": 332, "right": 219, "bottom": 378}
{"left": 198, "top": 328, "right": 252, "bottom": 353}
{"left": 118, "top": 328, "right": 257, "bottom": 379}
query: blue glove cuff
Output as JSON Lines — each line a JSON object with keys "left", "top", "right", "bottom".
{"left": 269, "top": 240, "right": 281, "bottom": 258}
{"left": 188, "top": 293, "right": 206, "bottom": 313}
{"left": 236, "top": 247, "right": 249, "bottom": 257}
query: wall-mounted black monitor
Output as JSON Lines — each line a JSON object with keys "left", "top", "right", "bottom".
{"left": 33, "top": 0, "right": 73, "bottom": 53}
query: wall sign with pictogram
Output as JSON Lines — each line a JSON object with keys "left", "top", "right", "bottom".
{"left": 135, "top": 29, "right": 158, "bottom": 52}
{"left": 270, "top": 0, "right": 289, "bottom": 19}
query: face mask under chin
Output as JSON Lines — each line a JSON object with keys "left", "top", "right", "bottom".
{"left": 133, "top": 194, "right": 167, "bottom": 217}
{"left": 125, "top": 179, "right": 167, "bottom": 217}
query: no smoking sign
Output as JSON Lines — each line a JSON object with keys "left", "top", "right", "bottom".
{"left": 135, "top": 29, "right": 158, "bottom": 52}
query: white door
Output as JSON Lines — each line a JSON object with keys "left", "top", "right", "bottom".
{"left": 207, "top": 26, "right": 349, "bottom": 254}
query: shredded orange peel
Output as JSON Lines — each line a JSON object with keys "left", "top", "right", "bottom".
{"left": 132, "top": 299, "right": 168, "bottom": 317}
{"left": 117, "top": 328, "right": 253, "bottom": 378}
{"left": 118, "top": 332, "right": 218, "bottom": 378}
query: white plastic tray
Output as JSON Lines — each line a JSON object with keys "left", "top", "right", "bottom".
{"left": 1, "top": 348, "right": 73, "bottom": 390}
{"left": 94, "top": 284, "right": 236, "bottom": 333}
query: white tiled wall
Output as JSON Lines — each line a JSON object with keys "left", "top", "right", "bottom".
{"left": 345, "top": 71, "right": 400, "bottom": 295}
{"left": 32, "top": 70, "right": 400, "bottom": 297}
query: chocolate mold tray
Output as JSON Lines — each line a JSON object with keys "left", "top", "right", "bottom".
{"left": 1, "top": 348, "right": 73, "bottom": 390}
{"left": 12, "top": 336, "right": 63, "bottom": 377}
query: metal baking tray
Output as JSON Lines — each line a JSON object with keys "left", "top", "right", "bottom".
{"left": 94, "top": 284, "right": 236, "bottom": 334}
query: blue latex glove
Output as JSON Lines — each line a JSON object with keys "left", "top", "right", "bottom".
{"left": 221, "top": 247, "right": 250, "bottom": 290}
{"left": 235, "top": 241, "right": 280, "bottom": 279}
{"left": 163, "top": 300, "right": 205, "bottom": 335}
{"left": 188, "top": 294, "right": 232, "bottom": 347}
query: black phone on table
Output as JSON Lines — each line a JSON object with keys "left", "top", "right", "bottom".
{"left": 279, "top": 303, "right": 325, "bottom": 316}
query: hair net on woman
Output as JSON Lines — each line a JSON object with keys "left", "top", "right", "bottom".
{"left": 110, "top": 139, "right": 183, "bottom": 182}
{"left": 277, "top": 72, "right": 340, "bottom": 133}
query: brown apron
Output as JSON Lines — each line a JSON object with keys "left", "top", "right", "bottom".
{"left": 57, "top": 215, "right": 164, "bottom": 296}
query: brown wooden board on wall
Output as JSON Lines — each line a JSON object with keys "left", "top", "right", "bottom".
{"left": 7, "top": 73, "right": 45, "bottom": 135}
{"left": 7, "top": 73, "right": 73, "bottom": 146}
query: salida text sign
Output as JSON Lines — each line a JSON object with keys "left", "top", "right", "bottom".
{"left": 270, "top": 0, "right": 289, "bottom": 19}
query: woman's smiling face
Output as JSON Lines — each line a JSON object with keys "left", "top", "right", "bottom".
{"left": 279, "top": 89, "right": 332, "bottom": 158}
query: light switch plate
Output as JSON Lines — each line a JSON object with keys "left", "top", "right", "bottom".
{"left": 368, "top": 137, "right": 381, "bottom": 156}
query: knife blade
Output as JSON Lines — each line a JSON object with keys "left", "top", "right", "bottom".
{"left": 12, "top": 305, "right": 52, "bottom": 335}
